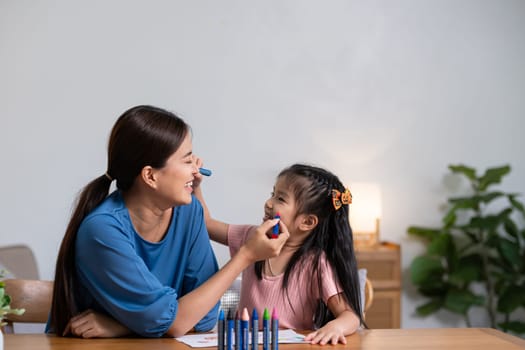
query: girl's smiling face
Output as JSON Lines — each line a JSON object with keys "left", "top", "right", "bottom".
{"left": 263, "top": 177, "right": 300, "bottom": 234}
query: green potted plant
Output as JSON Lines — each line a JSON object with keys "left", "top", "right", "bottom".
{"left": 408, "top": 164, "right": 525, "bottom": 335}
{"left": 1, "top": 272, "right": 25, "bottom": 349}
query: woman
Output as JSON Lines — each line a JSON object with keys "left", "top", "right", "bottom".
{"left": 48, "top": 105, "right": 288, "bottom": 338}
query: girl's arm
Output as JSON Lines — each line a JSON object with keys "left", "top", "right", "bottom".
{"left": 304, "top": 294, "right": 360, "bottom": 345}
{"left": 192, "top": 183, "right": 229, "bottom": 245}
{"left": 192, "top": 158, "right": 229, "bottom": 245}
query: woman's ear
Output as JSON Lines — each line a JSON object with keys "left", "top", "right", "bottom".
{"left": 299, "top": 214, "right": 318, "bottom": 231}
{"left": 140, "top": 166, "right": 157, "bottom": 188}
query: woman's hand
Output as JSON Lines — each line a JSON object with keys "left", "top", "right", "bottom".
{"left": 240, "top": 219, "right": 289, "bottom": 263}
{"left": 63, "top": 309, "right": 130, "bottom": 338}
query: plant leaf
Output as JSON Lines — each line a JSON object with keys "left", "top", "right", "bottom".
{"left": 418, "top": 282, "right": 448, "bottom": 297}
{"left": 497, "top": 238, "right": 522, "bottom": 271}
{"left": 503, "top": 218, "right": 519, "bottom": 239}
{"left": 449, "top": 255, "right": 483, "bottom": 285}
{"left": 498, "top": 321, "right": 525, "bottom": 334}
{"left": 468, "top": 215, "right": 502, "bottom": 232}
{"left": 442, "top": 208, "right": 457, "bottom": 227}
{"left": 416, "top": 299, "right": 444, "bottom": 316}
{"left": 449, "top": 164, "right": 476, "bottom": 181}
{"left": 444, "top": 289, "right": 484, "bottom": 315}
{"left": 478, "top": 165, "right": 511, "bottom": 191}
{"left": 427, "top": 233, "right": 453, "bottom": 256}
{"left": 411, "top": 255, "right": 444, "bottom": 285}
{"left": 509, "top": 194, "right": 525, "bottom": 216}
{"left": 497, "top": 285, "right": 525, "bottom": 313}
{"left": 480, "top": 192, "right": 506, "bottom": 204}
{"left": 407, "top": 226, "right": 441, "bottom": 241}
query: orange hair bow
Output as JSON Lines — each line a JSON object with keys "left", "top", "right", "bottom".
{"left": 332, "top": 188, "right": 352, "bottom": 210}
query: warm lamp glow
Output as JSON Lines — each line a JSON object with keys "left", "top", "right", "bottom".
{"left": 349, "top": 182, "right": 382, "bottom": 246}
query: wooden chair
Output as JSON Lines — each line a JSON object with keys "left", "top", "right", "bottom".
{"left": 364, "top": 277, "right": 374, "bottom": 312}
{"left": 2, "top": 279, "right": 53, "bottom": 333}
{"left": 0, "top": 244, "right": 39, "bottom": 279}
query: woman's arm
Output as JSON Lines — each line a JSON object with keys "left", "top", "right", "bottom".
{"left": 165, "top": 218, "right": 288, "bottom": 337}
{"left": 67, "top": 218, "right": 288, "bottom": 339}
{"left": 63, "top": 309, "right": 131, "bottom": 338}
{"left": 304, "top": 293, "right": 360, "bottom": 345}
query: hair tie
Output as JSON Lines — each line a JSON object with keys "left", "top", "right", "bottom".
{"left": 104, "top": 172, "right": 113, "bottom": 182}
{"left": 332, "top": 188, "right": 352, "bottom": 210}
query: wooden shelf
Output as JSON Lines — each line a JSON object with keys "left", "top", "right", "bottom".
{"left": 356, "top": 241, "right": 401, "bottom": 329}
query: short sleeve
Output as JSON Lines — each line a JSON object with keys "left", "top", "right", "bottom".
{"left": 227, "top": 225, "right": 254, "bottom": 258}
{"left": 319, "top": 257, "right": 343, "bottom": 303}
{"left": 76, "top": 215, "right": 178, "bottom": 337}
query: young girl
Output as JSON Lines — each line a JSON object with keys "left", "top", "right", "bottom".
{"left": 194, "top": 163, "right": 365, "bottom": 345}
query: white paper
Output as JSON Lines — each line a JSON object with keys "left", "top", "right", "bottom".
{"left": 176, "top": 329, "right": 307, "bottom": 348}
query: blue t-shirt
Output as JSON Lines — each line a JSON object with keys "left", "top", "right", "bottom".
{"left": 69, "top": 191, "right": 219, "bottom": 337}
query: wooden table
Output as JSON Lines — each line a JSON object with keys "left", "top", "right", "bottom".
{"left": 4, "top": 328, "right": 525, "bottom": 350}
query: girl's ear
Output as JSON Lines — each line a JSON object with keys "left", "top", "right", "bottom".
{"left": 299, "top": 214, "right": 318, "bottom": 231}
{"left": 140, "top": 165, "right": 158, "bottom": 188}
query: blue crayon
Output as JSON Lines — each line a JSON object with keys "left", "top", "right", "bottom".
{"left": 262, "top": 308, "right": 270, "bottom": 350}
{"left": 199, "top": 167, "right": 212, "bottom": 176}
{"left": 271, "top": 308, "right": 278, "bottom": 350}
{"left": 251, "top": 308, "right": 259, "bottom": 350}
{"left": 218, "top": 309, "right": 225, "bottom": 350}
{"left": 272, "top": 212, "right": 281, "bottom": 238}
{"left": 227, "top": 309, "right": 234, "bottom": 350}
{"left": 241, "top": 308, "right": 249, "bottom": 350}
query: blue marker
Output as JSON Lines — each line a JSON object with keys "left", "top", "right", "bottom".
{"left": 272, "top": 212, "right": 280, "bottom": 238}
{"left": 218, "top": 309, "right": 225, "bottom": 350}
{"left": 262, "top": 308, "right": 270, "bottom": 350}
{"left": 199, "top": 167, "right": 212, "bottom": 176}
{"left": 227, "top": 309, "right": 234, "bottom": 350}
{"left": 251, "top": 308, "right": 259, "bottom": 350}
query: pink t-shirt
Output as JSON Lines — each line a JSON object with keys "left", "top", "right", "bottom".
{"left": 228, "top": 224, "right": 341, "bottom": 330}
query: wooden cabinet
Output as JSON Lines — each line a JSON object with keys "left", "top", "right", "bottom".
{"left": 356, "top": 242, "right": 401, "bottom": 329}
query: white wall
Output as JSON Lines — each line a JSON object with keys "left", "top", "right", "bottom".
{"left": 1, "top": 0, "right": 524, "bottom": 329}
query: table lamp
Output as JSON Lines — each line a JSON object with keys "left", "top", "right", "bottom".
{"left": 349, "top": 182, "right": 382, "bottom": 247}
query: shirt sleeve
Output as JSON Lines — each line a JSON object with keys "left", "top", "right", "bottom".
{"left": 319, "top": 256, "right": 343, "bottom": 303}
{"left": 227, "top": 224, "right": 254, "bottom": 258}
{"left": 76, "top": 215, "right": 178, "bottom": 337}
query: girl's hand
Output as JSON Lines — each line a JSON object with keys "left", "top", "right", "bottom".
{"left": 63, "top": 309, "right": 130, "bottom": 338}
{"left": 192, "top": 156, "right": 205, "bottom": 189}
{"left": 240, "top": 219, "right": 289, "bottom": 262}
{"left": 304, "top": 321, "right": 347, "bottom": 345}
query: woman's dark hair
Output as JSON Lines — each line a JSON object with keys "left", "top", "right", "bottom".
{"left": 50, "top": 105, "right": 189, "bottom": 336}
{"left": 255, "top": 163, "right": 367, "bottom": 328}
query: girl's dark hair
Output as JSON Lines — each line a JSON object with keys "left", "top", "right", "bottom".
{"left": 50, "top": 105, "right": 189, "bottom": 336}
{"left": 255, "top": 163, "right": 367, "bottom": 328}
